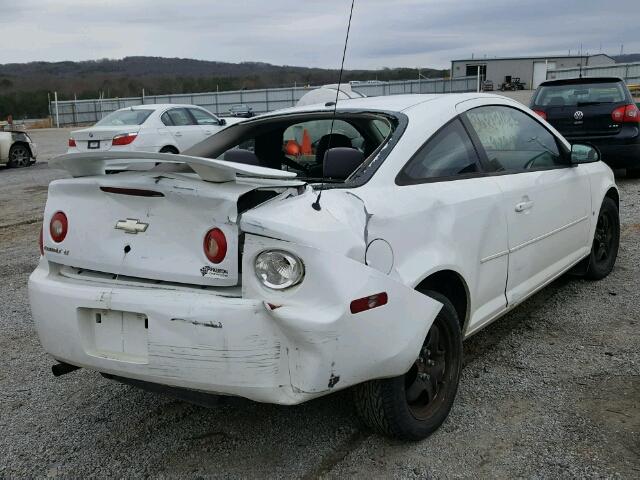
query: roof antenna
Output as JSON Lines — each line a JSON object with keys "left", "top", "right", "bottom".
{"left": 312, "top": 0, "right": 355, "bottom": 212}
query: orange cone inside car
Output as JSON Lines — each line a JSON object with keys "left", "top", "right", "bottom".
{"left": 301, "top": 129, "right": 312, "bottom": 155}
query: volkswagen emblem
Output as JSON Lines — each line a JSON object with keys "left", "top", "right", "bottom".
{"left": 574, "top": 111, "right": 584, "bottom": 120}
{"left": 89, "top": 132, "right": 94, "bottom": 138}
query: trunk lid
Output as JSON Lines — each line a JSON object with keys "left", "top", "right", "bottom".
{"left": 71, "top": 126, "right": 140, "bottom": 152}
{"left": 544, "top": 103, "right": 625, "bottom": 138}
{"left": 43, "top": 171, "right": 299, "bottom": 286}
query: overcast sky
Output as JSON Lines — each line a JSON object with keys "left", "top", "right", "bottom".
{"left": 1, "top": 0, "right": 638, "bottom": 69}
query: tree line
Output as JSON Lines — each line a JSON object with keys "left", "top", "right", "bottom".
{"left": 0, "top": 57, "right": 448, "bottom": 119}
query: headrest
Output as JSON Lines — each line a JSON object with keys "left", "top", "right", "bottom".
{"left": 224, "top": 149, "right": 260, "bottom": 166}
{"left": 323, "top": 147, "right": 364, "bottom": 180}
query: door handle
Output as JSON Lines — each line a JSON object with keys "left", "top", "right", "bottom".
{"left": 174, "top": 132, "right": 183, "bottom": 137}
{"left": 203, "top": 130, "right": 213, "bottom": 135}
{"left": 515, "top": 200, "right": 534, "bottom": 212}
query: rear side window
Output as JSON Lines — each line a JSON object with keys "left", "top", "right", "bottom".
{"left": 397, "top": 119, "right": 480, "bottom": 184}
{"left": 533, "top": 82, "right": 627, "bottom": 107}
{"left": 166, "top": 108, "right": 194, "bottom": 126}
{"left": 465, "top": 105, "right": 564, "bottom": 171}
{"left": 160, "top": 112, "right": 173, "bottom": 126}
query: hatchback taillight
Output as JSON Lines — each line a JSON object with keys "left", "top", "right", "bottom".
{"left": 532, "top": 109, "right": 547, "bottom": 120}
{"left": 203, "top": 228, "right": 227, "bottom": 264}
{"left": 68, "top": 138, "right": 76, "bottom": 147}
{"left": 112, "top": 133, "right": 138, "bottom": 146}
{"left": 612, "top": 104, "right": 640, "bottom": 123}
{"left": 49, "top": 211, "right": 68, "bottom": 243}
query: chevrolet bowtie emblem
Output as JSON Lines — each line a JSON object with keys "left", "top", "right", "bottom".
{"left": 115, "top": 218, "right": 149, "bottom": 234}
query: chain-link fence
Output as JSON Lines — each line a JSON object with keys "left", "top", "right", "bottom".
{"left": 50, "top": 76, "right": 479, "bottom": 127}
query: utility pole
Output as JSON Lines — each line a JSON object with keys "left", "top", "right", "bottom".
{"left": 54, "top": 91, "right": 60, "bottom": 128}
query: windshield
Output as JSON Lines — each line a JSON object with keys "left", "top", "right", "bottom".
{"left": 534, "top": 82, "right": 626, "bottom": 107}
{"left": 96, "top": 109, "right": 153, "bottom": 126}
{"left": 183, "top": 112, "right": 397, "bottom": 184}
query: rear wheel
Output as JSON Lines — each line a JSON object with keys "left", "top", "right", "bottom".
{"left": 353, "top": 291, "right": 463, "bottom": 440}
{"left": 585, "top": 197, "right": 619, "bottom": 280}
{"left": 7, "top": 144, "right": 31, "bottom": 167}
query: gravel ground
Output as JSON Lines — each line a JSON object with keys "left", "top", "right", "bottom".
{"left": 0, "top": 131, "right": 638, "bottom": 478}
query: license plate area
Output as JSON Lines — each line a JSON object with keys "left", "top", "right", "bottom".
{"left": 88, "top": 140, "right": 100, "bottom": 149}
{"left": 79, "top": 309, "right": 148, "bottom": 363}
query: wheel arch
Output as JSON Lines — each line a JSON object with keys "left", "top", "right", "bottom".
{"left": 159, "top": 145, "right": 179, "bottom": 154}
{"left": 604, "top": 186, "right": 619, "bottom": 210}
{"left": 11, "top": 141, "right": 34, "bottom": 158}
{"left": 415, "top": 269, "right": 470, "bottom": 332}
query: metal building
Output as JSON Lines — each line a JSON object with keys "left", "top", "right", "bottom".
{"left": 451, "top": 54, "right": 615, "bottom": 90}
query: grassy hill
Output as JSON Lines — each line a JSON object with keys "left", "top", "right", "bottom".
{"left": 0, "top": 56, "right": 447, "bottom": 118}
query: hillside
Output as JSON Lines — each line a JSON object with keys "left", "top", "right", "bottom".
{"left": 0, "top": 56, "right": 447, "bottom": 118}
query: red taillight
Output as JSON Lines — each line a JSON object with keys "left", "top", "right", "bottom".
{"left": 203, "top": 228, "right": 227, "bottom": 264}
{"left": 532, "top": 109, "right": 547, "bottom": 120}
{"left": 39, "top": 225, "right": 44, "bottom": 255}
{"left": 49, "top": 211, "right": 68, "bottom": 243}
{"left": 350, "top": 292, "right": 388, "bottom": 314}
{"left": 68, "top": 138, "right": 76, "bottom": 147}
{"left": 612, "top": 104, "right": 640, "bottom": 123}
{"left": 112, "top": 132, "right": 138, "bottom": 146}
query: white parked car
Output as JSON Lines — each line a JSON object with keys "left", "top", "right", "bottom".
{"left": 67, "top": 104, "right": 237, "bottom": 155}
{"left": 30, "top": 93, "right": 619, "bottom": 440}
{"left": 0, "top": 128, "right": 37, "bottom": 167}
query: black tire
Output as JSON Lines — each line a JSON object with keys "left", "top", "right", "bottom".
{"left": 353, "top": 291, "right": 463, "bottom": 440}
{"left": 627, "top": 168, "right": 640, "bottom": 178}
{"left": 7, "top": 143, "right": 31, "bottom": 168}
{"left": 159, "top": 146, "right": 179, "bottom": 154}
{"left": 585, "top": 197, "right": 619, "bottom": 280}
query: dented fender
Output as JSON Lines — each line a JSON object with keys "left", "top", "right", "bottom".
{"left": 242, "top": 235, "right": 443, "bottom": 395}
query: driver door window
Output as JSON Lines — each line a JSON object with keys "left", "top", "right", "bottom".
{"left": 465, "top": 106, "right": 565, "bottom": 171}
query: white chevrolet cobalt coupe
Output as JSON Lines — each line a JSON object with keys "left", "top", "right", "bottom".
{"left": 30, "top": 93, "right": 619, "bottom": 440}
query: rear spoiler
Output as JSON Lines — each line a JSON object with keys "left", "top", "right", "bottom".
{"left": 49, "top": 151, "right": 297, "bottom": 183}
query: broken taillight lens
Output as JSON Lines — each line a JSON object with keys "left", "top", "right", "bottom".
{"left": 49, "top": 211, "right": 68, "bottom": 243}
{"left": 203, "top": 228, "right": 227, "bottom": 264}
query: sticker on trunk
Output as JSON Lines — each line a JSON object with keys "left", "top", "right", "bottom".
{"left": 200, "top": 266, "right": 229, "bottom": 278}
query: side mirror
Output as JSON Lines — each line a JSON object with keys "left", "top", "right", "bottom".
{"left": 218, "top": 118, "right": 227, "bottom": 126}
{"left": 571, "top": 143, "right": 600, "bottom": 164}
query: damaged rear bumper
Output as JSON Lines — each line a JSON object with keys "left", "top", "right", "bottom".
{"left": 28, "top": 240, "right": 441, "bottom": 405}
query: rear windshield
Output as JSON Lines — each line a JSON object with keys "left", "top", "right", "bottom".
{"left": 96, "top": 109, "right": 153, "bottom": 126}
{"left": 183, "top": 111, "right": 398, "bottom": 184}
{"left": 534, "top": 82, "right": 627, "bottom": 107}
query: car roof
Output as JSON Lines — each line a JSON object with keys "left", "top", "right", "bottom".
{"left": 539, "top": 77, "right": 624, "bottom": 87}
{"left": 260, "top": 93, "right": 510, "bottom": 118}
{"left": 124, "top": 104, "right": 210, "bottom": 111}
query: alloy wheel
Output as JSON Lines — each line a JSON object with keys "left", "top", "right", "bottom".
{"left": 405, "top": 321, "right": 451, "bottom": 419}
{"left": 10, "top": 145, "right": 30, "bottom": 167}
